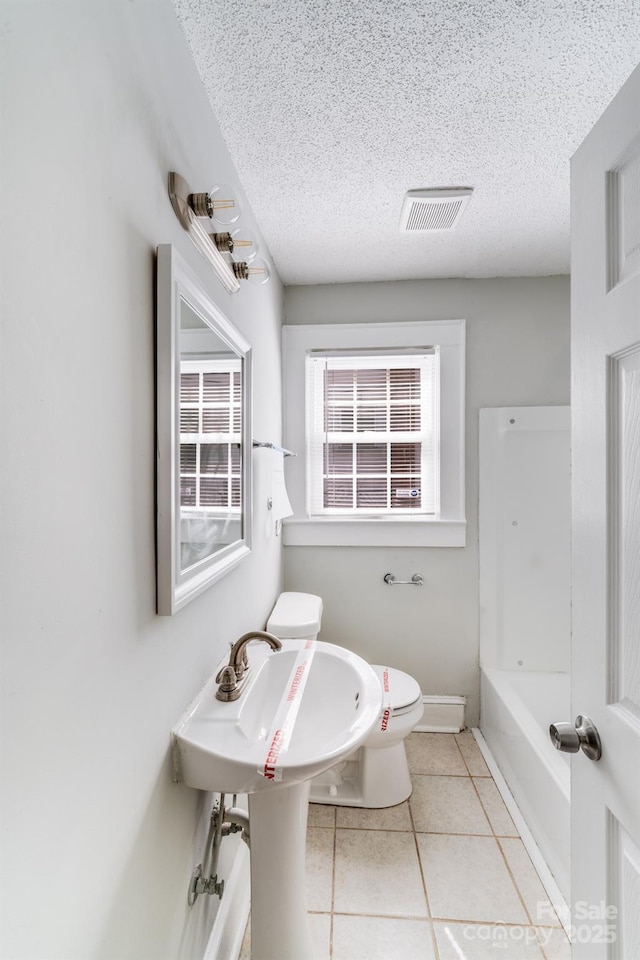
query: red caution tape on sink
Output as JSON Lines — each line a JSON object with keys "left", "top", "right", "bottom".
{"left": 259, "top": 640, "right": 317, "bottom": 781}
{"left": 379, "top": 667, "right": 391, "bottom": 732}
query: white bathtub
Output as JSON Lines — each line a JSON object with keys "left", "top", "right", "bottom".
{"left": 480, "top": 666, "right": 570, "bottom": 902}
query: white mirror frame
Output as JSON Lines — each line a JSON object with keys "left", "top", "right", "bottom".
{"left": 156, "top": 244, "right": 252, "bottom": 615}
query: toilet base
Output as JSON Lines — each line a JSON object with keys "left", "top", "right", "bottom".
{"left": 308, "top": 741, "right": 413, "bottom": 808}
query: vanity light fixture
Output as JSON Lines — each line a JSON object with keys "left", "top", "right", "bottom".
{"left": 193, "top": 182, "right": 242, "bottom": 224}
{"left": 168, "top": 172, "right": 270, "bottom": 293}
{"left": 212, "top": 229, "right": 260, "bottom": 262}
{"left": 213, "top": 229, "right": 270, "bottom": 283}
{"left": 231, "top": 259, "right": 271, "bottom": 285}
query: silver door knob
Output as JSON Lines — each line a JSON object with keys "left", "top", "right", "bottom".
{"left": 549, "top": 715, "right": 602, "bottom": 761}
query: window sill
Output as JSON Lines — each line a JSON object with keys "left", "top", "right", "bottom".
{"left": 282, "top": 517, "right": 466, "bottom": 547}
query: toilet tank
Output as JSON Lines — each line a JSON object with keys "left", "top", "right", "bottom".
{"left": 267, "top": 592, "right": 323, "bottom": 642}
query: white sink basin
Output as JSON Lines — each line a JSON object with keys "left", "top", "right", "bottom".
{"left": 171, "top": 638, "right": 382, "bottom": 794}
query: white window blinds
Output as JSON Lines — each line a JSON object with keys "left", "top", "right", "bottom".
{"left": 179, "top": 358, "right": 242, "bottom": 511}
{"left": 306, "top": 350, "right": 440, "bottom": 517}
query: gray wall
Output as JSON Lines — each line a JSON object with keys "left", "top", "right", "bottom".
{"left": 283, "top": 278, "right": 570, "bottom": 724}
{"left": 0, "top": 4, "right": 283, "bottom": 958}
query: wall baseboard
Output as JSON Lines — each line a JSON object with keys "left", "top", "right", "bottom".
{"left": 413, "top": 695, "right": 466, "bottom": 733}
{"left": 202, "top": 841, "right": 250, "bottom": 960}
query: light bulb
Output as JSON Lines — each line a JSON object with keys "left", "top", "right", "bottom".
{"left": 211, "top": 232, "right": 233, "bottom": 252}
{"left": 211, "top": 230, "right": 260, "bottom": 261}
{"left": 188, "top": 184, "right": 241, "bottom": 223}
{"left": 208, "top": 183, "right": 241, "bottom": 224}
{"left": 232, "top": 258, "right": 271, "bottom": 285}
{"left": 229, "top": 228, "right": 259, "bottom": 262}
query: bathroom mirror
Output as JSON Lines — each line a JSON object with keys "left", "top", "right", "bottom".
{"left": 156, "top": 245, "right": 252, "bottom": 615}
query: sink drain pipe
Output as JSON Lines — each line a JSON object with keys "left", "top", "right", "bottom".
{"left": 188, "top": 793, "right": 250, "bottom": 906}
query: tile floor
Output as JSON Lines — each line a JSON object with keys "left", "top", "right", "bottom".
{"left": 241, "top": 731, "right": 571, "bottom": 959}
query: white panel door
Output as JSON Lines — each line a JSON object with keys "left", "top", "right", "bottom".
{"left": 571, "top": 62, "right": 640, "bottom": 958}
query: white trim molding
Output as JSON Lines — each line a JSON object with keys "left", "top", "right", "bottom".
{"left": 413, "top": 694, "right": 466, "bottom": 733}
{"left": 283, "top": 518, "right": 466, "bottom": 547}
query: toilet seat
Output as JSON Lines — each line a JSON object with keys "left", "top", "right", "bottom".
{"left": 371, "top": 665, "right": 422, "bottom": 715}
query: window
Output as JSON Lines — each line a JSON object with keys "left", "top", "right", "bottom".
{"left": 179, "top": 359, "right": 242, "bottom": 512}
{"left": 306, "top": 352, "right": 439, "bottom": 516}
{"left": 283, "top": 320, "right": 466, "bottom": 547}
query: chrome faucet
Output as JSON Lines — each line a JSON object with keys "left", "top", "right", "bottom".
{"left": 215, "top": 630, "right": 282, "bottom": 701}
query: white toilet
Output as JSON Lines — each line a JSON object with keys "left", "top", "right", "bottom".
{"left": 266, "top": 591, "right": 423, "bottom": 808}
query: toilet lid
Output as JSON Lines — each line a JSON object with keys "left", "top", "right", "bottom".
{"left": 266, "top": 592, "right": 323, "bottom": 638}
{"left": 371, "top": 665, "right": 422, "bottom": 711}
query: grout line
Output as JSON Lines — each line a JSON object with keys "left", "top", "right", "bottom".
{"left": 454, "top": 730, "right": 492, "bottom": 778}
{"left": 414, "top": 828, "right": 506, "bottom": 837}
{"left": 330, "top": 813, "right": 337, "bottom": 958}
{"left": 428, "top": 915, "right": 441, "bottom": 958}
{"left": 472, "top": 775, "right": 518, "bottom": 835}
{"left": 495, "top": 832, "right": 537, "bottom": 927}
{"left": 465, "top": 774, "right": 494, "bottom": 836}
{"left": 408, "top": 789, "right": 441, "bottom": 960}
{"left": 335, "top": 826, "right": 412, "bottom": 833}
{"left": 411, "top": 772, "right": 489, "bottom": 779}
{"left": 328, "top": 911, "right": 334, "bottom": 960}
{"left": 430, "top": 918, "right": 551, "bottom": 927}
{"left": 409, "top": 771, "right": 471, "bottom": 778}
{"left": 453, "top": 729, "right": 475, "bottom": 777}
{"left": 329, "top": 909, "right": 434, "bottom": 922}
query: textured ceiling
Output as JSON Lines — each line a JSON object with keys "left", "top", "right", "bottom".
{"left": 173, "top": 0, "right": 640, "bottom": 285}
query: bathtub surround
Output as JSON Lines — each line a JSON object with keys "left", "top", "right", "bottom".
{"left": 283, "top": 278, "right": 570, "bottom": 725}
{"left": 479, "top": 406, "right": 571, "bottom": 901}
{"left": 1, "top": 4, "right": 283, "bottom": 959}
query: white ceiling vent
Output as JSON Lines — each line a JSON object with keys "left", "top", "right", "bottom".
{"left": 400, "top": 188, "right": 473, "bottom": 233}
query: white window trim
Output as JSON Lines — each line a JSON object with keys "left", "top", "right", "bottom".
{"left": 282, "top": 320, "right": 466, "bottom": 547}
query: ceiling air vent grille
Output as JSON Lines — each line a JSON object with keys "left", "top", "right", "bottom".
{"left": 400, "top": 188, "right": 473, "bottom": 233}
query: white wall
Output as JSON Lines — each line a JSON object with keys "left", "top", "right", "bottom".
{"left": 283, "top": 277, "right": 570, "bottom": 724}
{"left": 0, "top": 3, "right": 283, "bottom": 958}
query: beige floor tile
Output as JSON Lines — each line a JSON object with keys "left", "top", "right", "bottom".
{"left": 474, "top": 776, "right": 519, "bottom": 836}
{"left": 455, "top": 729, "right": 491, "bottom": 776}
{"left": 434, "top": 921, "right": 545, "bottom": 959}
{"left": 410, "top": 775, "right": 492, "bottom": 835}
{"left": 537, "top": 926, "right": 572, "bottom": 959}
{"left": 418, "top": 833, "right": 528, "bottom": 924}
{"left": 306, "top": 826, "right": 335, "bottom": 912}
{"left": 336, "top": 800, "right": 412, "bottom": 832}
{"left": 334, "top": 829, "right": 428, "bottom": 918}
{"left": 308, "top": 803, "right": 337, "bottom": 828}
{"left": 332, "top": 914, "right": 437, "bottom": 960}
{"left": 499, "top": 838, "right": 561, "bottom": 926}
{"left": 308, "top": 913, "right": 332, "bottom": 960}
{"left": 405, "top": 732, "right": 468, "bottom": 776}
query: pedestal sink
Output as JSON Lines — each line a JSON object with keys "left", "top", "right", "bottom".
{"left": 171, "top": 638, "right": 382, "bottom": 960}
